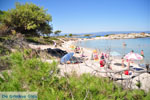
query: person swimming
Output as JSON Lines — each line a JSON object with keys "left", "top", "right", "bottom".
{"left": 123, "top": 42, "right": 127, "bottom": 47}
{"left": 131, "top": 50, "right": 134, "bottom": 53}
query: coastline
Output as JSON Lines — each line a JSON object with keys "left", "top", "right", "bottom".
{"left": 62, "top": 38, "right": 150, "bottom": 92}
{"left": 72, "top": 32, "right": 150, "bottom": 41}
{"left": 28, "top": 37, "right": 150, "bottom": 92}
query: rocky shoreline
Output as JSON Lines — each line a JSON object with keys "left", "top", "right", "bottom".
{"left": 78, "top": 32, "right": 150, "bottom": 40}
{"left": 107, "top": 32, "right": 150, "bottom": 39}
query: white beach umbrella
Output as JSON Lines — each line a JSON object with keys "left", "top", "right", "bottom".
{"left": 124, "top": 52, "right": 143, "bottom": 60}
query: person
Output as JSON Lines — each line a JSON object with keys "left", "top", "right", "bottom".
{"left": 77, "top": 46, "right": 80, "bottom": 53}
{"left": 146, "top": 64, "right": 150, "bottom": 73}
{"left": 54, "top": 42, "right": 57, "bottom": 47}
{"left": 100, "top": 52, "right": 104, "bottom": 59}
{"left": 131, "top": 50, "right": 134, "bottom": 53}
{"left": 122, "top": 42, "right": 127, "bottom": 47}
{"left": 108, "top": 64, "right": 112, "bottom": 70}
{"left": 90, "top": 53, "right": 94, "bottom": 60}
{"left": 93, "top": 53, "right": 98, "bottom": 60}
{"left": 74, "top": 46, "right": 79, "bottom": 53}
{"left": 81, "top": 48, "right": 85, "bottom": 57}
{"left": 124, "top": 60, "right": 132, "bottom": 75}
{"left": 121, "top": 57, "right": 125, "bottom": 68}
{"left": 99, "top": 56, "right": 105, "bottom": 67}
{"left": 141, "top": 50, "right": 144, "bottom": 57}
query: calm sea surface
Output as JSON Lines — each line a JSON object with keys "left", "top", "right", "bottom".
{"left": 77, "top": 37, "right": 150, "bottom": 64}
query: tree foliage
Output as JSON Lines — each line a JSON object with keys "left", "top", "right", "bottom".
{"left": 54, "top": 30, "right": 61, "bottom": 36}
{"left": 0, "top": 2, "right": 52, "bottom": 36}
{"left": 0, "top": 10, "right": 4, "bottom": 22}
{"left": 69, "top": 33, "right": 72, "bottom": 37}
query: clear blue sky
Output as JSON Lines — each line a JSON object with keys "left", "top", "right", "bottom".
{"left": 0, "top": 0, "right": 149, "bottom": 33}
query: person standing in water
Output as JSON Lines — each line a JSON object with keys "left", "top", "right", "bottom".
{"left": 141, "top": 50, "right": 144, "bottom": 57}
{"left": 131, "top": 50, "right": 134, "bottom": 53}
{"left": 123, "top": 42, "right": 127, "bottom": 47}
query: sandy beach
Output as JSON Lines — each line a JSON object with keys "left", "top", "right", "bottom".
{"left": 29, "top": 38, "right": 150, "bottom": 92}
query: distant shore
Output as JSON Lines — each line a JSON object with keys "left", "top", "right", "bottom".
{"left": 75, "top": 32, "right": 150, "bottom": 41}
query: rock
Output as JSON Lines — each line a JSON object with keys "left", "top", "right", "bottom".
{"left": 47, "top": 48, "right": 67, "bottom": 58}
{"left": 107, "top": 33, "right": 150, "bottom": 39}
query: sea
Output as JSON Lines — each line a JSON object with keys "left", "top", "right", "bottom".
{"left": 77, "top": 37, "right": 150, "bottom": 64}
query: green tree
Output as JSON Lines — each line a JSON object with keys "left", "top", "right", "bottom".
{"left": 0, "top": 2, "right": 52, "bottom": 36}
{"left": 0, "top": 10, "right": 4, "bottom": 23}
{"left": 54, "top": 30, "right": 61, "bottom": 36}
{"left": 69, "top": 33, "right": 72, "bottom": 37}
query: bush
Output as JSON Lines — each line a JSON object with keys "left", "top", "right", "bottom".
{"left": 0, "top": 51, "right": 150, "bottom": 99}
{"left": 96, "top": 36, "right": 101, "bottom": 37}
{"left": 104, "top": 34, "right": 109, "bottom": 37}
{"left": 69, "top": 34, "right": 72, "bottom": 37}
{"left": 0, "top": 24, "right": 9, "bottom": 36}
{"left": 0, "top": 44, "right": 11, "bottom": 56}
{"left": 25, "top": 37, "right": 56, "bottom": 44}
{"left": 84, "top": 34, "right": 91, "bottom": 37}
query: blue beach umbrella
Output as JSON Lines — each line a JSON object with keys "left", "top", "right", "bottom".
{"left": 110, "top": 51, "right": 121, "bottom": 56}
{"left": 61, "top": 53, "right": 74, "bottom": 63}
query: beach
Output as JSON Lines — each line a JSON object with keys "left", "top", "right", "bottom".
{"left": 29, "top": 37, "right": 150, "bottom": 92}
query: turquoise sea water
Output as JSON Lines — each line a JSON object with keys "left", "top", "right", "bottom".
{"left": 77, "top": 37, "right": 150, "bottom": 64}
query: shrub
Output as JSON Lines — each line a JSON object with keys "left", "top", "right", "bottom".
{"left": 25, "top": 37, "right": 55, "bottom": 44}
{"left": 69, "top": 34, "right": 72, "bottom": 37}
{"left": 0, "top": 44, "right": 11, "bottom": 56}
{"left": 104, "top": 34, "right": 109, "bottom": 37}
{"left": 0, "top": 51, "right": 150, "bottom": 99}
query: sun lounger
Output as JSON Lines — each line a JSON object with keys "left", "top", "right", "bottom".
{"left": 132, "top": 67, "right": 144, "bottom": 71}
{"left": 114, "top": 63, "right": 126, "bottom": 67}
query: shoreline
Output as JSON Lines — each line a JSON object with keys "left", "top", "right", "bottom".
{"left": 73, "top": 32, "right": 150, "bottom": 40}
{"left": 75, "top": 36, "right": 150, "bottom": 64}
{"left": 61, "top": 38, "right": 150, "bottom": 92}
{"left": 28, "top": 37, "right": 150, "bottom": 92}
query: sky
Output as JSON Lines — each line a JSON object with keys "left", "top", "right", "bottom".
{"left": 0, "top": 0, "right": 150, "bottom": 33}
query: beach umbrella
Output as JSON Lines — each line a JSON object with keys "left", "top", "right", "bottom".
{"left": 124, "top": 52, "right": 143, "bottom": 60}
{"left": 60, "top": 53, "right": 74, "bottom": 63}
{"left": 110, "top": 51, "right": 121, "bottom": 56}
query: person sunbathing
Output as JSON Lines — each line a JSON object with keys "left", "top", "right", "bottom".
{"left": 81, "top": 48, "right": 86, "bottom": 57}
{"left": 74, "top": 46, "right": 80, "bottom": 53}
{"left": 99, "top": 56, "right": 106, "bottom": 67}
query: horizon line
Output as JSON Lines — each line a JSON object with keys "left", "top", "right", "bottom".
{"left": 61, "top": 30, "right": 150, "bottom": 34}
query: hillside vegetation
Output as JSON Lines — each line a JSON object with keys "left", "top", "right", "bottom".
{"left": 0, "top": 48, "right": 150, "bottom": 99}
